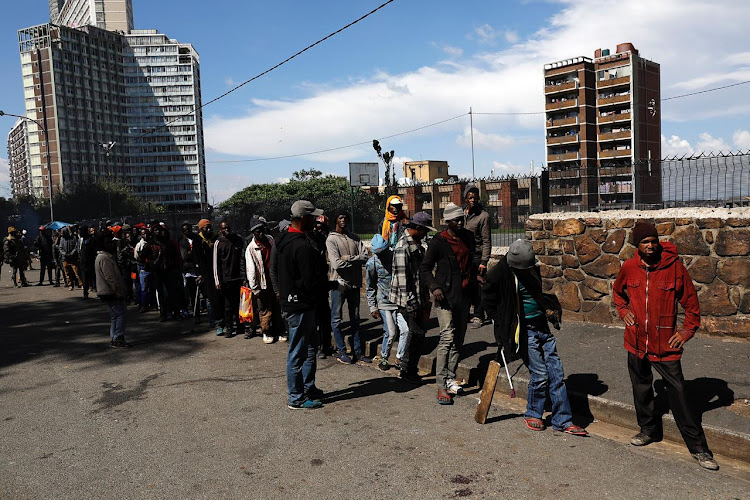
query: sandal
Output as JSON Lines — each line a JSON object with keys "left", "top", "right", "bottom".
{"left": 562, "top": 424, "right": 589, "bottom": 436}
{"left": 524, "top": 417, "right": 545, "bottom": 431}
{"left": 437, "top": 388, "right": 453, "bottom": 405}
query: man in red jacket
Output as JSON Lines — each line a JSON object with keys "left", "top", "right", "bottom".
{"left": 613, "top": 221, "right": 717, "bottom": 470}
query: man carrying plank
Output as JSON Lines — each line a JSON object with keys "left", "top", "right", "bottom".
{"left": 478, "top": 239, "right": 587, "bottom": 436}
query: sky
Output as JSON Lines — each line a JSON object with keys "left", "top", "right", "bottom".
{"left": 1, "top": 0, "right": 749, "bottom": 203}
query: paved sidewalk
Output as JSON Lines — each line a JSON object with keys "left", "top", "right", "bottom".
{"left": 361, "top": 305, "right": 750, "bottom": 462}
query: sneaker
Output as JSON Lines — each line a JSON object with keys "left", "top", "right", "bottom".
{"left": 110, "top": 338, "right": 130, "bottom": 349}
{"left": 446, "top": 379, "right": 463, "bottom": 395}
{"left": 262, "top": 334, "right": 274, "bottom": 344}
{"left": 691, "top": 452, "right": 719, "bottom": 471}
{"left": 278, "top": 335, "right": 288, "bottom": 343}
{"left": 378, "top": 358, "right": 389, "bottom": 371}
{"left": 306, "top": 387, "right": 325, "bottom": 400}
{"left": 399, "top": 370, "right": 421, "bottom": 384}
{"left": 224, "top": 331, "right": 235, "bottom": 339}
{"left": 356, "top": 354, "right": 372, "bottom": 364}
{"left": 215, "top": 327, "right": 225, "bottom": 336}
{"left": 337, "top": 352, "right": 353, "bottom": 364}
{"left": 630, "top": 432, "right": 654, "bottom": 447}
{"left": 317, "top": 350, "right": 328, "bottom": 359}
{"left": 287, "top": 399, "right": 323, "bottom": 410}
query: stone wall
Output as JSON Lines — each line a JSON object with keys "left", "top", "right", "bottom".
{"left": 524, "top": 208, "right": 750, "bottom": 337}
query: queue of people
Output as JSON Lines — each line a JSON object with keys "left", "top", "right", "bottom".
{"left": 3, "top": 189, "right": 718, "bottom": 471}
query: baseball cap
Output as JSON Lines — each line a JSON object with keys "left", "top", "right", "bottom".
{"left": 291, "top": 200, "right": 323, "bottom": 217}
{"left": 249, "top": 216, "right": 268, "bottom": 231}
{"left": 408, "top": 212, "right": 437, "bottom": 232}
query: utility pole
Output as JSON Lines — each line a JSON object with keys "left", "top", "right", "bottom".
{"left": 0, "top": 109, "right": 54, "bottom": 222}
{"left": 101, "top": 141, "right": 117, "bottom": 219}
{"left": 469, "top": 107, "right": 475, "bottom": 180}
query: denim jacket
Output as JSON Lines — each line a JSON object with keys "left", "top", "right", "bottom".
{"left": 365, "top": 253, "right": 397, "bottom": 312}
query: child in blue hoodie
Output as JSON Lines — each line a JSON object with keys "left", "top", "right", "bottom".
{"left": 366, "top": 234, "right": 410, "bottom": 371}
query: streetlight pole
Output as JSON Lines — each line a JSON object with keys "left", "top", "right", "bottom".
{"left": 0, "top": 109, "right": 54, "bottom": 221}
{"left": 100, "top": 141, "right": 117, "bottom": 220}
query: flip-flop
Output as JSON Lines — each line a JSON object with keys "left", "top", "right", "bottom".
{"left": 562, "top": 424, "right": 589, "bottom": 436}
{"left": 437, "top": 389, "right": 453, "bottom": 405}
{"left": 524, "top": 417, "right": 545, "bottom": 431}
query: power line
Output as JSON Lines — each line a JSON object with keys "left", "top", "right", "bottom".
{"left": 207, "top": 112, "right": 467, "bottom": 164}
{"left": 661, "top": 79, "right": 750, "bottom": 101}
{"left": 125, "top": 0, "right": 397, "bottom": 145}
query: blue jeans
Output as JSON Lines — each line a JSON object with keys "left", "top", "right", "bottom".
{"left": 107, "top": 299, "right": 127, "bottom": 341}
{"left": 380, "top": 309, "right": 409, "bottom": 360}
{"left": 330, "top": 287, "right": 361, "bottom": 356}
{"left": 139, "top": 267, "right": 152, "bottom": 307}
{"left": 525, "top": 324, "right": 573, "bottom": 431}
{"left": 284, "top": 309, "right": 318, "bottom": 405}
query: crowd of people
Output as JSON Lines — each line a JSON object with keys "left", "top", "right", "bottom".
{"left": 1, "top": 184, "right": 719, "bottom": 470}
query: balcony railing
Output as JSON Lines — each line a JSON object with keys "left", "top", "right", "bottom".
{"left": 544, "top": 80, "right": 578, "bottom": 95}
{"left": 549, "top": 168, "right": 581, "bottom": 179}
{"left": 599, "top": 183, "right": 633, "bottom": 194}
{"left": 546, "top": 134, "right": 579, "bottom": 145}
{"left": 599, "top": 148, "right": 632, "bottom": 159}
{"left": 598, "top": 112, "right": 631, "bottom": 124}
{"left": 546, "top": 98, "right": 578, "bottom": 111}
{"left": 546, "top": 116, "right": 578, "bottom": 129}
{"left": 548, "top": 151, "right": 580, "bottom": 162}
{"left": 596, "top": 76, "right": 630, "bottom": 89}
{"left": 549, "top": 186, "right": 580, "bottom": 197}
{"left": 598, "top": 130, "right": 631, "bottom": 142}
{"left": 599, "top": 166, "right": 632, "bottom": 177}
{"left": 597, "top": 94, "right": 631, "bottom": 106}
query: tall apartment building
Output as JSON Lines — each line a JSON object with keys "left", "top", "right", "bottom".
{"left": 7, "top": 118, "right": 32, "bottom": 198}
{"left": 11, "top": 0, "right": 207, "bottom": 210}
{"left": 57, "top": 0, "right": 134, "bottom": 33}
{"left": 544, "top": 42, "right": 661, "bottom": 211}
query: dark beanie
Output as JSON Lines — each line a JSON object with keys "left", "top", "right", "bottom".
{"left": 632, "top": 222, "right": 658, "bottom": 245}
{"left": 464, "top": 184, "right": 480, "bottom": 198}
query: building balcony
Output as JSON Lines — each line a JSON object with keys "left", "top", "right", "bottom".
{"left": 599, "top": 183, "right": 633, "bottom": 195}
{"left": 547, "top": 151, "right": 580, "bottom": 163}
{"left": 598, "top": 130, "right": 631, "bottom": 142}
{"left": 544, "top": 80, "right": 578, "bottom": 95}
{"left": 598, "top": 112, "right": 631, "bottom": 124}
{"left": 546, "top": 98, "right": 578, "bottom": 111}
{"left": 599, "top": 148, "right": 632, "bottom": 159}
{"left": 546, "top": 116, "right": 578, "bottom": 129}
{"left": 546, "top": 133, "right": 579, "bottom": 145}
{"left": 597, "top": 76, "right": 630, "bottom": 89}
{"left": 549, "top": 186, "right": 580, "bottom": 197}
{"left": 599, "top": 166, "right": 632, "bottom": 177}
{"left": 549, "top": 168, "right": 581, "bottom": 179}
{"left": 597, "top": 94, "right": 631, "bottom": 107}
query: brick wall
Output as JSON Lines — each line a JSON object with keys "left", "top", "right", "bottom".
{"left": 523, "top": 211, "right": 750, "bottom": 337}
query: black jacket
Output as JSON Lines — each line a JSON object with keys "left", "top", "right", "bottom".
{"left": 34, "top": 233, "right": 54, "bottom": 260}
{"left": 213, "top": 233, "right": 245, "bottom": 285}
{"left": 179, "top": 233, "right": 202, "bottom": 274}
{"left": 79, "top": 236, "right": 97, "bottom": 270}
{"left": 275, "top": 230, "right": 327, "bottom": 312}
{"left": 420, "top": 229, "right": 475, "bottom": 309}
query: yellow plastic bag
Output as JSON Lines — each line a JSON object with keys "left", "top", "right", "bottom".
{"left": 239, "top": 286, "right": 254, "bottom": 323}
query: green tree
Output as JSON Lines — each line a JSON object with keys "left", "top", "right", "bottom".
{"left": 373, "top": 140, "right": 395, "bottom": 187}
{"left": 48, "top": 179, "right": 147, "bottom": 221}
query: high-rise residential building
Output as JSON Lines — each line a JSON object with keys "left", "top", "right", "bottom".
{"left": 57, "top": 0, "right": 134, "bottom": 33}
{"left": 12, "top": 1, "right": 207, "bottom": 210}
{"left": 544, "top": 42, "right": 661, "bottom": 211}
{"left": 7, "top": 118, "right": 32, "bottom": 199}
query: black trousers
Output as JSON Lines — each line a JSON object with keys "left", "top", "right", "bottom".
{"left": 627, "top": 352, "right": 710, "bottom": 455}
{"left": 221, "top": 280, "right": 244, "bottom": 334}
{"left": 39, "top": 258, "right": 54, "bottom": 284}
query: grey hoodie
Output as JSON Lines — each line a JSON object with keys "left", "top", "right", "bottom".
{"left": 325, "top": 229, "right": 369, "bottom": 289}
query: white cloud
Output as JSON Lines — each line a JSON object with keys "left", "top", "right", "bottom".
{"left": 224, "top": 77, "right": 236, "bottom": 86}
{"left": 203, "top": 0, "right": 750, "bottom": 199}
{"left": 437, "top": 44, "right": 463, "bottom": 58}
{"left": 695, "top": 132, "right": 731, "bottom": 152}
{"left": 456, "top": 127, "right": 516, "bottom": 151}
{"left": 276, "top": 177, "right": 290, "bottom": 184}
{"left": 0, "top": 157, "right": 9, "bottom": 184}
{"left": 661, "top": 134, "right": 693, "bottom": 157}
{"left": 504, "top": 30, "right": 520, "bottom": 43}
{"left": 491, "top": 160, "right": 530, "bottom": 176}
{"left": 732, "top": 130, "right": 750, "bottom": 150}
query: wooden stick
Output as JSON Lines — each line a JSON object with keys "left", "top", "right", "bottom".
{"left": 474, "top": 360, "right": 501, "bottom": 424}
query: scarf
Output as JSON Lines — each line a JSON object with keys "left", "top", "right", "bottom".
{"left": 381, "top": 195, "right": 405, "bottom": 241}
{"left": 199, "top": 232, "right": 214, "bottom": 248}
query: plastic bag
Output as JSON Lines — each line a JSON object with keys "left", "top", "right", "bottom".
{"left": 239, "top": 286, "right": 254, "bottom": 323}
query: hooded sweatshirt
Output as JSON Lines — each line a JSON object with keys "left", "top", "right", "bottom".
{"left": 275, "top": 230, "right": 327, "bottom": 312}
{"left": 612, "top": 241, "right": 700, "bottom": 362}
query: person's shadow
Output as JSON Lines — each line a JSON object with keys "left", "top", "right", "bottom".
{"left": 564, "top": 373, "right": 609, "bottom": 427}
{"left": 654, "top": 377, "right": 734, "bottom": 426}
{"left": 321, "top": 376, "right": 422, "bottom": 404}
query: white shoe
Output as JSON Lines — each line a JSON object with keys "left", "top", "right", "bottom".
{"left": 446, "top": 379, "right": 463, "bottom": 395}
{"left": 262, "top": 334, "right": 274, "bottom": 344}
{"left": 278, "top": 335, "right": 288, "bottom": 343}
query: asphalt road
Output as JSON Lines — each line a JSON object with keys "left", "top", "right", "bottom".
{"left": 1, "top": 280, "right": 749, "bottom": 499}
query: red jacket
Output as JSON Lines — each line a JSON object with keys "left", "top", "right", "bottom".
{"left": 612, "top": 242, "right": 700, "bottom": 361}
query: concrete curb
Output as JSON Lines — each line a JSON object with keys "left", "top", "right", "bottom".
{"left": 361, "top": 335, "right": 750, "bottom": 463}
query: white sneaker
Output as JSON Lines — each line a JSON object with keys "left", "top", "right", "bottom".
{"left": 262, "top": 334, "right": 274, "bottom": 344}
{"left": 278, "top": 335, "right": 288, "bottom": 343}
{"left": 446, "top": 379, "right": 463, "bottom": 395}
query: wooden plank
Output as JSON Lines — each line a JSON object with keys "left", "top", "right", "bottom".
{"left": 474, "top": 360, "right": 501, "bottom": 424}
